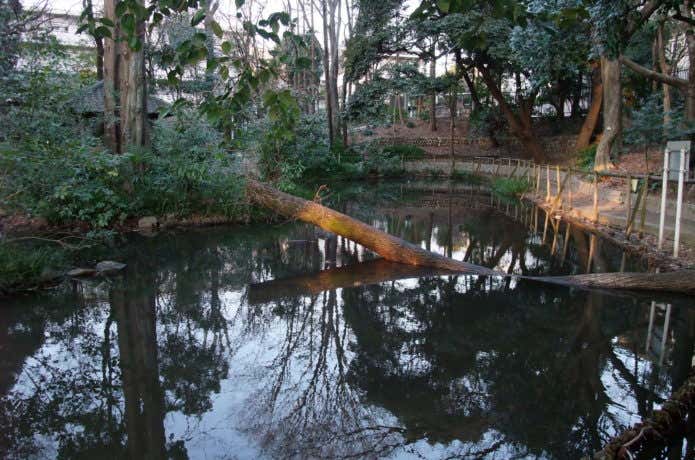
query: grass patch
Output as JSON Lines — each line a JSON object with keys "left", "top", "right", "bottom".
{"left": 491, "top": 177, "right": 531, "bottom": 198}
{"left": 576, "top": 144, "right": 597, "bottom": 171}
{"left": 450, "top": 169, "right": 484, "bottom": 184}
{"left": 0, "top": 242, "right": 68, "bottom": 294}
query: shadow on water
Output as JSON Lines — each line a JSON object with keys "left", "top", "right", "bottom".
{"left": 1, "top": 181, "right": 693, "bottom": 459}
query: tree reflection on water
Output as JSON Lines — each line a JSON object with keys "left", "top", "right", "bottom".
{"left": 1, "top": 184, "right": 693, "bottom": 459}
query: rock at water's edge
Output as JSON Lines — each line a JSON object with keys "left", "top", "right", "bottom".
{"left": 67, "top": 267, "right": 98, "bottom": 277}
{"left": 96, "top": 261, "right": 127, "bottom": 274}
{"left": 138, "top": 216, "right": 158, "bottom": 229}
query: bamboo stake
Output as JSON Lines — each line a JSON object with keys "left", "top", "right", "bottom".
{"left": 548, "top": 172, "right": 571, "bottom": 216}
{"left": 546, "top": 165, "right": 551, "bottom": 202}
{"left": 551, "top": 219, "right": 559, "bottom": 255}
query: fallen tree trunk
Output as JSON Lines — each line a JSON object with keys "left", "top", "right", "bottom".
{"left": 246, "top": 179, "right": 695, "bottom": 294}
{"left": 534, "top": 271, "right": 695, "bottom": 295}
{"left": 247, "top": 179, "right": 494, "bottom": 274}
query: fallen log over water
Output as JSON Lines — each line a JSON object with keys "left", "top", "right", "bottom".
{"left": 247, "top": 179, "right": 493, "bottom": 274}
{"left": 246, "top": 179, "right": 695, "bottom": 294}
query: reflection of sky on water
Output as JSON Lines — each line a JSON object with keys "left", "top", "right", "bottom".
{"left": 1, "top": 183, "right": 691, "bottom": 459}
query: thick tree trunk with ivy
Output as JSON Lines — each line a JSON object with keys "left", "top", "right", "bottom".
{"left": 575, "top": 61, "right": 602, "bottom": 151}
{"left": 245, "top": 179, "right": 695, "bottom": 294}
{"left": 595, "top": 56, "right": 619, "bottom": 171}
{"left": 120, "top": 11, "right": 148, "bottom": 149}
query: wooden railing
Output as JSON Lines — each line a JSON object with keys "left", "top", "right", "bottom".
{"left": 425, "top": 155, "right": 694, "bottom": 258}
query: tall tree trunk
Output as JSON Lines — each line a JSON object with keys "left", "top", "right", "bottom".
{"left": 478, "top": 66, "right": 547, "bottom": 162}
{"left": 657, "top": 22, "right": 672, "bottom": 129}
{"left": 462, "top": 70, "right": 480, "bottom": 110}
{"left": 595, "top": 56, "right": 619, "bottom": 171}
{"left": 83, "top": 0, "right": 104, "bottom": 79}
{"left": 576, "top": 61, "right": 603, "bottom": 151}
{"left": 429, "top": 43, "right": 437, "bottom": 132}
{"left": 328, "top": 0, "right": 341, "bottom": 142}
{"left": 119, "top": 4, "right": 148, "bottom": 149}
{"left": 449, "top": 90, "right": 456, "bottom": 174}
{"left": 686, "top": 7, "right": 695, "bottom": 124}
{"left": 103, "top": 0, "right": 121, "bottom": 153}
{"left": 321, "top": 0, "right": 334, "bottom": 145}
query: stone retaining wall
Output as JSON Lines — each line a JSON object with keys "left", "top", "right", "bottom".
{"left": 376, "top": 134, "right": 576, "bottom": 159}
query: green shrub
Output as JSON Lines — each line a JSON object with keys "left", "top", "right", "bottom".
{"left": 0, "top": 242, "right": 67, "bottom": 294}
{"left": 491, "top": 177, "right": 530, "bottom": 198}
{"left": 1, "top": 147, "right": 247, "bottom": 228}
{"left": 362, "top": 129, "right": 374, "bottom": 136}
{"left": 422, "top": 168, "right": 444, "bottom": 178}
{"left": 406, "top": 121, "right": 416, "bottom": 128}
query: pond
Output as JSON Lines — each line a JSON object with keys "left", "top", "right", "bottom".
{"left": 1, "top": 181, "right": 693, "bottom": 459}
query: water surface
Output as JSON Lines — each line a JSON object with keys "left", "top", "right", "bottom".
{"left": 1, "top": 181, "right": 693, "bottom": 459}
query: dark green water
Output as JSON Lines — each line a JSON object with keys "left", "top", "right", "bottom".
{"left": 1, "top": 182, "right": 693, "bottom": 459}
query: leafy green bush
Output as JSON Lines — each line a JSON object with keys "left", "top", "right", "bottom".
{"left": 1, "top": 146, "right": 247, "bottom": 228}
{"left": 491, "top": 177, "right": 530, "bottom": 198}
{"left": 153, "top": 108, "right": 225, "bottom": 158}
{"left": 406, "top": 121, "right": 416, "bottom": 128}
